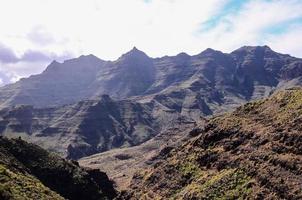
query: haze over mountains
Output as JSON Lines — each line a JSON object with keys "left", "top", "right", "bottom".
{"left": 0, "top": 46, "right": 302, "bottom": 160}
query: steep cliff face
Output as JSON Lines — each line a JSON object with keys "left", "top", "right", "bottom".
{"left": 0, "top": 137, "right": 117, "bottom": 200}
{"left": 124, "top": 88, "right": 302, "bottom": 199}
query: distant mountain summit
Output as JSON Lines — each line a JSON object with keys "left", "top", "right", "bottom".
{"left": 0, "top": 45, "right": 301, "bottom": 112}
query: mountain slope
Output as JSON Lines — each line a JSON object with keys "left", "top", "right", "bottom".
{"left": 124, "top": 88, "right": 302, "bottom": 199}
{"left": 0, "top": 95, "right": 191, "bottom": 159}
{"left": 0, "top": 137, "right": 116, "bottom": 200}
{"left": 79, "top": 121, "right": 198, "bottom": 190}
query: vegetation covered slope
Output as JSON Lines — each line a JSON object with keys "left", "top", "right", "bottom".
{"left": 0, "top": 137, "right": 116, "bottom": 200}
{"left": 124, "top": 88, "right": 302, "bottom": 199}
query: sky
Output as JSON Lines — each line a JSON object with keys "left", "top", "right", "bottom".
{"left": 0, "top": 0, "right": 302, "bottom": 85}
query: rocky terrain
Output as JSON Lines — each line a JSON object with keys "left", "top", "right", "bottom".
{"left": 0, "top": 136, "right": 116, "bottom": 200}
{"left": 122, "top": 88, "right": 302, "bottom": 199}
{"left": 0, "top": 46, "right": 302, "bottom": 161}
{"left": 0, "top": 46, "right": 302, "bottom": 199}
{"left": 79, "top": 122, "right": 199, "bottom": 190}
{"left": 0, "top": 94, "right": 193, "bottom": 159}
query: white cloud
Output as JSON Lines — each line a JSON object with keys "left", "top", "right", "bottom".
{"left": 266, "top": 25, "right": 302, "bottom": 58}
{"left": 0, "top": 0, "right": 227, "bottom": 58}
{"left": 0, "top": 0, "right": 301, "bottom": 85}
{"left": 195, "top": 0, "right": 302, "bottom": 55}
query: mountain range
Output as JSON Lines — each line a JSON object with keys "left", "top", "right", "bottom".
{"left": 1, "top": 46, "right": 302, "bottom": 111}
{"left": 0, "top": 45, "right": 302, "bottom": 199}
{"left": 0, "top": 46, "right": 302, "bottom": 160}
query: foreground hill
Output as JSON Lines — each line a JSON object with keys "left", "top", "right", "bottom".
{"left": 0, "top": 137, "right": 116, "bottom": 200}
{"left": 123, "top": 88, "right": 302, "bottom": 199}
{"left": 0, "top": 46, "right": 302, "bottom": 120}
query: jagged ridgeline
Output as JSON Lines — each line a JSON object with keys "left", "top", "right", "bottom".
{"left": 0, "top": 137, "right": 117, "bottom": 200}
{"left": 123, "top": 88, "right": 302, "bottom": 199}
{"left": 1, "top": 46, "right": 302, "bottom": 160}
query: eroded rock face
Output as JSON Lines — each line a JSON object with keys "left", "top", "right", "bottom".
{"left": 0, "top": 137, "right": 117, "bottom": 200}
{"left": 0, "top": 94, "right": 193, "bottom": 159}
{"left": 124, "top": 88, "right": 302, "bottom": 199}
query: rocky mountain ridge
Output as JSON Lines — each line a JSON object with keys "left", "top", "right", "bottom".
{"left": 0, "top": 45, "right": 301, "bottom": 115}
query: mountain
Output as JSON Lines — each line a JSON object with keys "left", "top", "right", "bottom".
{"left": 123, "top": 88, "right": 302, "bottom": 199}
{"left": 0, "top": 137, "right": 116, "bottom": 200}
{"left": 0, "top": 54, "right": 106, "bottom": 108}
{"left": 0, "top": 95, "right": 191, "bottom": 159}
{"left": 0, "top": 46, "right": 301, "bottom": 119}
{"left": 0, "top": 45, "right": 302, "bottom": 159}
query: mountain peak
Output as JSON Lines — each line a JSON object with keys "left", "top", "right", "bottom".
{"left": 198, "top": 48, "right": 223, "bottom": 57}
{"left": 230, "top": 45, "right": 280, "bottom": 60}
{"left": 50, "top": 60, "right": 60, "bottom": 65}
{"left": 127, "top": 46, "right": 145, "bottom": 54}
{"left": 232, "top": 45, "right": 273, "bottom": 53}
{"left": 176, "top": 52, "right": 190, "bottom": 57}
{"left": 43, "top": 60, "right": 61, "bottom": 73}
{"left": 64, "top": 54, "right": 104, "bottom": 64}
{"left": 119, "top": 46, "right": 150, "bottom": 60}
{"left": 131, "top": 46, "right": 139, "bottom": 51}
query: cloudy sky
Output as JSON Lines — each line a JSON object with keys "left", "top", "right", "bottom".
{"left": 0, "top": 0, "right": 302, "bottom": 85}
